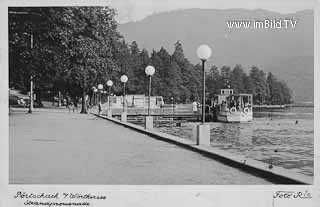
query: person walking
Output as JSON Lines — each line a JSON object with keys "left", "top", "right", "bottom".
{"left": 67, "top": 103, "right": 71, "bottom": 113}
{"left": 73, "top": 98, "right": 78, "bottom": 112}
{"left": 72, "top": 103, "right": 75, "bottom": 113}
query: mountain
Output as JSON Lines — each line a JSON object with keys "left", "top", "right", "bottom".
{"left": 118, "top": 9, "right": 314, "bottom": 102}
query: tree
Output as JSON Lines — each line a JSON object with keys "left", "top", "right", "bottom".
{"left": 249, "top": 66, "right": 269, "bottom": 104}
{"left": 150, "top": 50, "right": 165, "bottom": 97}
{"left": 61, "top": 7, "right": 122, "bottom": 113}
{"left": 9, "top": 7, "right": 65, "bottom": 102}
{"left": 278, "top": 81, "right": 292, "bottom": 104}
{"left": 9, "top": 7, "right": 123, "bottom": 112}
{"left": 220, "top": 65, "right": 232, "bottom": 88}
{"left": 267, "top": 72, "right": 292, "bottom": 104}
{"left": 171, "top": 41, "right": 200, "bottom": 101}
{"left": 139, "top": 49, "right": 151, "bottom": 94}
{"left": 129, "top": 41, "right": 150, "bottom": 94}
{"left": 243, "top": 75, "right": 255, "bottom": 95}
{"left": 230, "top": 64, "right": 246, "bottom": 93}
{"left": 112, "top": 39, "right": 132, "bottom": 94}
{"left": 157, "top": 47, "right": 179, "bottom": 99}
{"left": 267, "top": 72, "right": 277, "bottom": 104}
{"left": 206, "top": 65, "right": 222, "bottom": 98}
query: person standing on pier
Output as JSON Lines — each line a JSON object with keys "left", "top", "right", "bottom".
{"left": 192, "top": 101, "right": 198, "bottom": 114}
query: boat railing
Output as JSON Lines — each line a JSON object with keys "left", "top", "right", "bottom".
{"left": 219, "top": 104, "right": 252, "bottom": 113}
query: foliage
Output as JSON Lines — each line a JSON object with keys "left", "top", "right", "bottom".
{"left": 205, "top": 65, "right": 292, "bottom": 105}
{"left": 267, "top": 72, "right": 292, "bottom": 104}
{"left": 9, "top": 7, "right": 293, "bottom": 110}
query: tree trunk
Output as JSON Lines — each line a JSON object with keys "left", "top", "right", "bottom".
{"left": 80, "top": 90, "right": 87, "bottom": 114}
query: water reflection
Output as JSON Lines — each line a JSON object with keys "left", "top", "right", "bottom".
{"left": 155, "top": 107, "right": 314, "bottom": 176}
{"left": 211, "top": 123, "right": 254, "bottom": 146}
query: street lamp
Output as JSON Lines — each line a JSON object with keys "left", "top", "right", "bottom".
{"left": 145, "top": 65, "right": 155, "bottom": 116}
{"left": 98, "top": 84, "right": 103, "bottom": 90}
{"left": 120, "top": 75, "right": 128, "bottom": 112}
{"left": 144, "top": 66, "right": 155, "bottom": 130}
{"left": 106, "top": 80, "right": 113, "bottom": 110}
{"left": 196, "top": 44, "right": 212, "bottom": 123}
{"left": 196, "top": 44, "right": 212, "bottom": 146}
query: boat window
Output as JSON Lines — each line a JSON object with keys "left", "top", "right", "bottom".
{"left": 242, "top": 95, "right": 252, "bottom": 107}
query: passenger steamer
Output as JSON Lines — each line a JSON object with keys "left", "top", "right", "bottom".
{"left": 213, "top": 89, "right": 253, "bottom": 122}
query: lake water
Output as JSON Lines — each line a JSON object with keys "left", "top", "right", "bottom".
{"left": 154, "top": 107, "right": 314, "bottom": 177}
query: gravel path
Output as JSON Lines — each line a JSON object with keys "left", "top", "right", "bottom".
{"left": 9, "top": 108, "right": 271, "bottom": 184}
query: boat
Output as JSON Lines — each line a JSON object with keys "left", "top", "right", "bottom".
{"left": 212, "top": 89, "right": 253, "bottom": 122}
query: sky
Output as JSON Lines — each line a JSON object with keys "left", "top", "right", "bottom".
{"left": 109, "top": 0, "right": 315, "bottom": 23}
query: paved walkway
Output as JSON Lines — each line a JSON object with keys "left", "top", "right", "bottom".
{"left": 9, "top": 108, "right": 271, "bottom": 184}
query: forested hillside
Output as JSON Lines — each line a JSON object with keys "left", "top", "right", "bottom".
{"left": 9, "top": 7, "right": 292, "bottom": 113}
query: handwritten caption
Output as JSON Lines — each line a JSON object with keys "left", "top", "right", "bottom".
{"left": 14, "top": 191, "right": 107, "bottom": 206}
{"left": 273, "top": 190, "right": 312, "bottom": 199}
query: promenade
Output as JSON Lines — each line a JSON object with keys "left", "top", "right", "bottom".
{"left": 9, "top": 107, "right": 271, "bottom": 184}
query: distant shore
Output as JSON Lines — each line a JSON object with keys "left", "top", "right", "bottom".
{"left": 253, "top": 103, "right": 314, "bottom": 108}
{"left": 253, "top": 104, "right": 287, "bottom": 109}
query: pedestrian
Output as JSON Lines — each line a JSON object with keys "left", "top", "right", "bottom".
{"left": 73, "top": 99, "right": 78, "bottom": 112}
{"left": 67, "top": 103, "right": 71, "bottom": 113}
{"left": 192, "top": 101, "right": 198, "bottom": 114}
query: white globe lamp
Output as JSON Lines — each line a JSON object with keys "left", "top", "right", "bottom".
{"left": 196, "top": 44, "right": 212, "bottom": 60}
{"left": 120, "top": 75, "right": 128, "bottom": 83}
{"left": 107, "top": 80, "right": 113, "bottom": 87}
{"left": 98, "top": 84, "right": 103, "bottom": 90}
{"left": 145, "top": 65, "right": 155, "bottom": 76}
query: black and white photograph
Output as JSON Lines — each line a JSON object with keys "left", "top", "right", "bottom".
{"left": 1, "top": 0, "right": 320, "bottom": 206}
{"left": 7, "top": 0, "right": 316, "bottom": 185}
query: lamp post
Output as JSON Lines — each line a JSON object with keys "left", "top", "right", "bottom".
{"left": 106, "top": 80, "right": 113, "bottom": 117}
{"left": 24, "top": 33, "right": 34, "bottom": 113}
{"left": 196, "top": 44, "right": 212, "bottom": 145}
{"left": 106, "top": 80, "right": 113, "bottom": 108}
{"left": 120, "top": 75, "right": 128, "bottom": 122}
{"left": 145, "top": 65, "right": 155, "bottom": 115}
{"left": 144, "top": 66, "right": 155, "bottom": 130}
{"left": 197, "top": 44, "right": 212, "bottom": 123}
